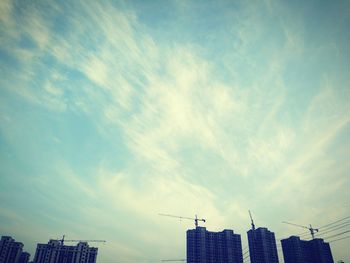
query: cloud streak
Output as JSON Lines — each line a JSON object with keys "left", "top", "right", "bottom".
{"left": 0, "top": 0, "right": 350, "bottom": 262}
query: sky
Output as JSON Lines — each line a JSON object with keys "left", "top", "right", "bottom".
{"left": 0, "top": 0, "right": 350, "bottom": 262}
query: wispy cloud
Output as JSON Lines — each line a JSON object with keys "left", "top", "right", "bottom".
{"left": 1, "top": 0, "right": 350, "bottom": 262}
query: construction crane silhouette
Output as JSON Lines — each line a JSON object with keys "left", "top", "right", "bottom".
{"left": 58, "top": 235, "right": 106, "bottom": 246}
{"left": 282, "top": 221, "right": 319, "bottom": 239}
{"left": 249, "top": 210, "right": 255, "bottom": 230}
{"left": 159, "top": 213, "right": 206, "bottom": 227}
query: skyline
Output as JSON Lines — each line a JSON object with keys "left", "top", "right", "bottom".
{"left": 0, "top": 219, "right": 344, "bottom": 263}
{"left": 1, "top": 0, "right": 350, "bottom": 262}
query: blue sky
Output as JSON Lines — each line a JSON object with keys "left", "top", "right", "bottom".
{"left": 0, "top": 0, "right": 350, "bottom": 262}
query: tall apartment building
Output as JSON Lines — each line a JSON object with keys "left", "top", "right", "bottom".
{"left": 280, "top": 236, "right": 304, "bottom": 263}
{"left": 247, "top": 227, "right": 279, "bottom": 263}
{"left": 281, "top": 236, "right": 334, "bottom": 263}
{"left": 33, "top": 240, "right": 98, "bottom": 263}
{"left": 18, "top": 252, "right": 30, "bottom": 263}
{"left": 187, "top": 226, "right": 243, "bottom": 263}
{"left": 0, "top": 236, "right": 30, "bottom": 263}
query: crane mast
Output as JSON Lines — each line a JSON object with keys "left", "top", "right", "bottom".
{"left": 249, "top": 210, "right": 256, "bottom": 230}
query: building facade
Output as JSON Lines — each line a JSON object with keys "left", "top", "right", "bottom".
{"left": 187, "top": 226, "right": 243, "bottom": 263}
{"left": 0, "top": 236, "right": 30, "bottom": 263}
{"left": 281, "top": 236, "right": 334, "bottom": 263}
{"left": 280, "top": 236, "right": 305, "bottom": 263}
{"left": 18, "top": 252, "right": 30, "bottom": 263}
{"left": 247, "top": 227, "right": 279, "bottom": 263}
{"left": 33, "top": 240, "right": 98, "bottom": 263}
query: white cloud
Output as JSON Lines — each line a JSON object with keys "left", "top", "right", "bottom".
{"left": 1, "top": 0, "right": 350, "bottom": 261}
{"left": 265, "top": 83, "right": 350, "bottom": 227}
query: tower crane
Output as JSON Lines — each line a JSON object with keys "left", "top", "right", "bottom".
{"left": 58, "top": 235, "right": 106, "bottom": 245}
{"left": 249, "top": 210, "right": 255, "bottom": 230}
{"left": 282, "top": 221, "right": 319, "bottom": 239}
{"left": 159, "top": 213, "right": 206, "bottom": 227}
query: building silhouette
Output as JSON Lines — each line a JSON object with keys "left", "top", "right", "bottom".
{"left": 33, "top": 240, "right": 98, "bottom": 263}
{"left": 18, "top": 252, "right": 30, "bottom": 263}
{"left": 187, "top": 226, "right": 243, "bottom": 263}
{"left": 280, "top": 236, "right": 304, "bottom": 263}
{"left": 247, "top": 227, "right": 279, "bottom": 263}
{"left": 0, "top": 236, "right": 30, "bottom": 263}
{"left": 281, "top": 236, "right": 334, "bottom": 263}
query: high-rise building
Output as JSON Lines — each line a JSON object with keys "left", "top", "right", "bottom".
{"left": 281, "top": 236, "right": 334, "bottom": 263}
{"left": 0, "top": 236, "right": 30, "bottom": 263}
{"left": 280, "top": 236, "right": 305, "bottom": 263}
{"left": 18, "top": 252, "right": 30, "bottom": 263}
{"left": 187, "top": 226, "right": 243, "bottom": 263}
{"left": 33, "top": 240, "right": 98, "bottom": 263}
{"left": 247, "top": 227, "right": 279, "bottom": 263}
